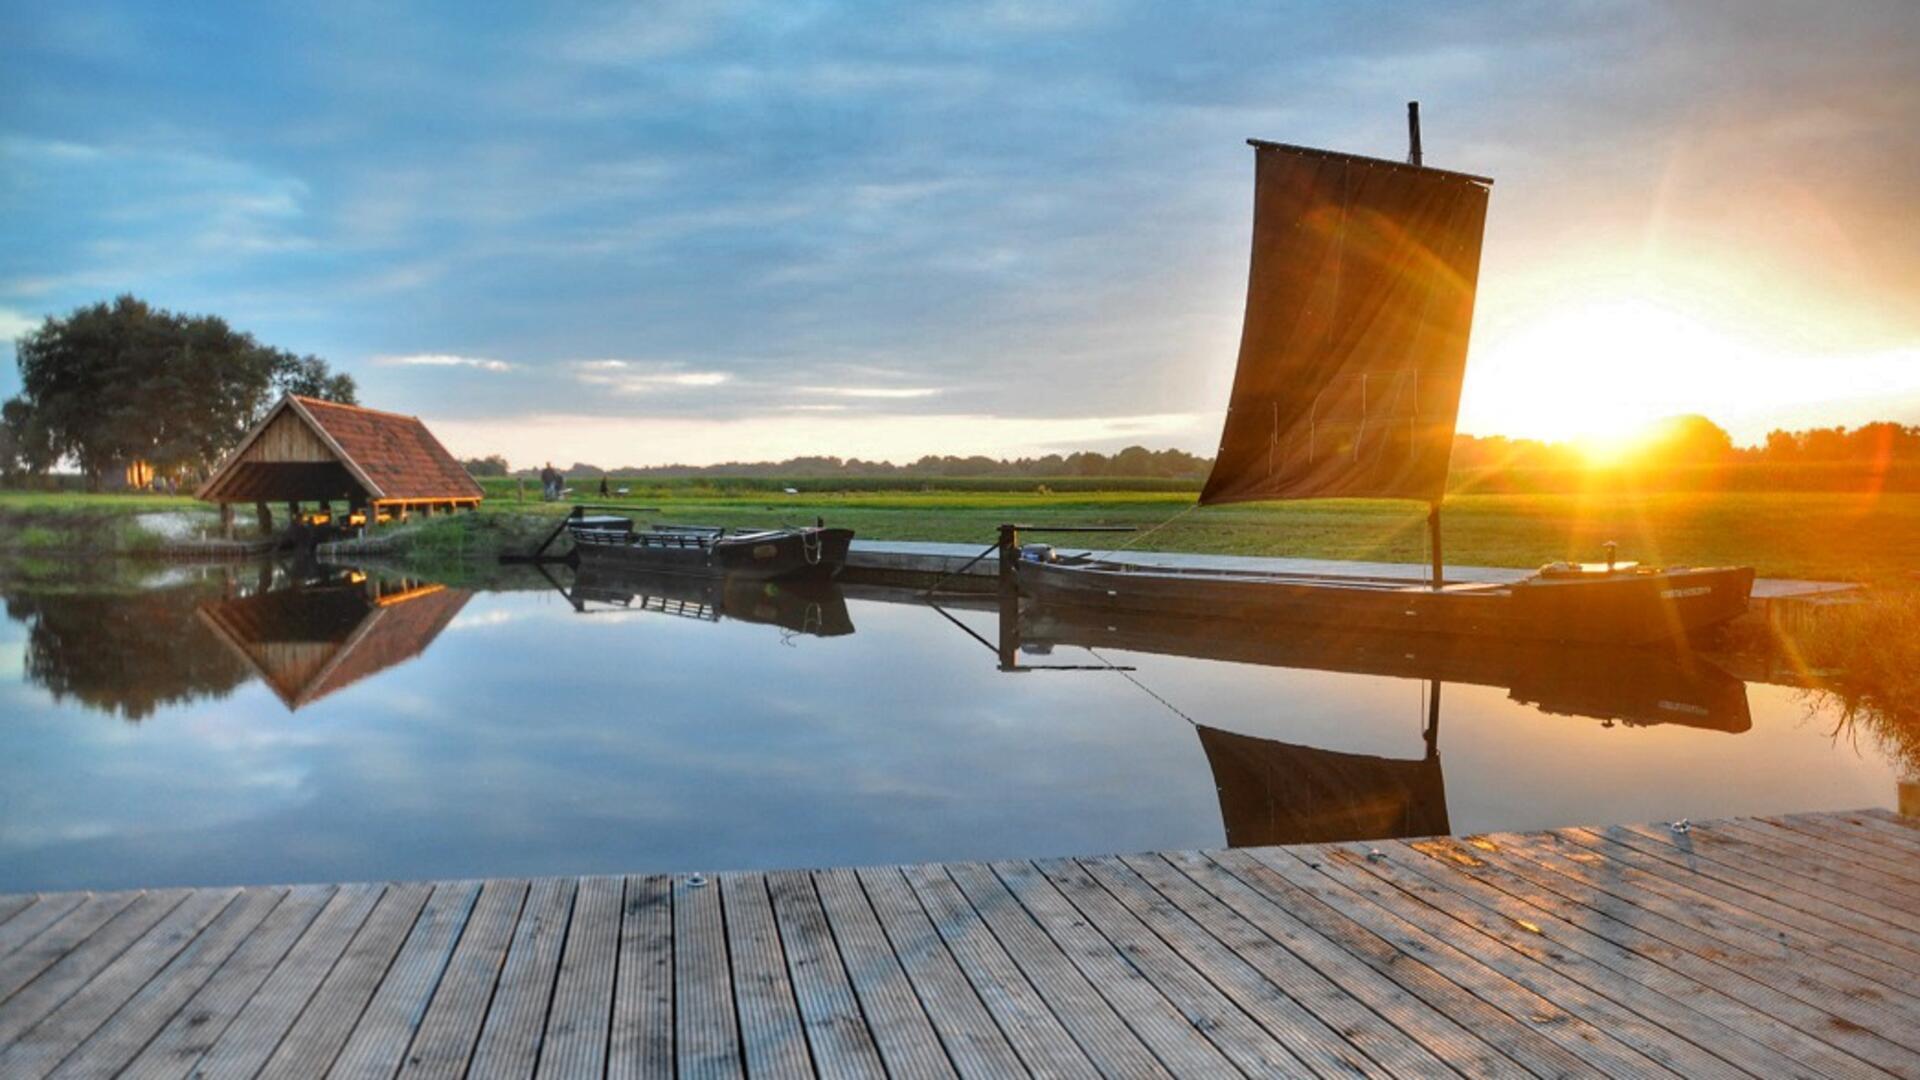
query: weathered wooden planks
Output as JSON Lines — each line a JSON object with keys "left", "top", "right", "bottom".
{"left": 0, "top": 808, "right": 1913, "bottom": 1078}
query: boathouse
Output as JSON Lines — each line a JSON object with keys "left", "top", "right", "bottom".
{"left": 195, "top": 395, "right": 482, "bottom": 531}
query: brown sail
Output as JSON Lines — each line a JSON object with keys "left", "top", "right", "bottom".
{"left": 1200, "top": 141, "right": 1491, "bottom": 506}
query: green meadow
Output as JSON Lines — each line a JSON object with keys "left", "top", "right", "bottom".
{"left": 5, "top": 486, "right": 1918, "bottom": 582}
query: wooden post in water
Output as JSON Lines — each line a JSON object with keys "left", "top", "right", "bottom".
{"left": 1424, "top": 678, "right": 1442, "bottom": 758}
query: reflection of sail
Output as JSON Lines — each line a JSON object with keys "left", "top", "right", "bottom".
{"left": 562, "top": 563, "right": 854, "bottom": 637}
{"left": 1018, "top": 604, "right": 1750, "bottom": 732}
{"left": 1199, "top": 724, "right": 1449, "bottom": 846}
{"left": 197, "top": 573, "right": 470, "bottom": 710}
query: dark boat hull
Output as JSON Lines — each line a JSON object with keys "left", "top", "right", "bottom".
{"left": 573, "top": 526, "right": 854, "bottom": 581}
{"left": 1016, "top": 558, "right": 1754, "bottom": 646}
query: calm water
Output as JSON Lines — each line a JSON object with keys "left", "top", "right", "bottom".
{"left": 0, "top": 561, "right": 1902, "bottom": 893}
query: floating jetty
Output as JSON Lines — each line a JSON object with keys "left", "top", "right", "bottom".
{"left": 1, "top": 809, "right": 1916, "bottom": 1077}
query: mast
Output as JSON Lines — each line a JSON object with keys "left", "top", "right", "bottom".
{"left": 1406, "top": 100, "right": 1446, "bottom": 589}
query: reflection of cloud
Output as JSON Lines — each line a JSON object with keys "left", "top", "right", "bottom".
{"left": 448, "top": 609, "right": 523, "bottom": 631}
{"left": 377, "top": 353, "right": 514, "bottom": 373}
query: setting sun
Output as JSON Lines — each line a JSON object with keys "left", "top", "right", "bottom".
{"left": 1459, "top": 286, "right": 1920, "bottom": 451}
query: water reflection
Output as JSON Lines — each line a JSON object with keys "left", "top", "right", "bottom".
{"left": 197, "top": 568, "right": 470, "bottom": 710}
{"left": 5, "top": 570, "right": 251, "bottom": 720}
{"left": 974, "top": 591, "right": 1752, "bottom": 846}
{"left": 549, "top": 562, "right": 854, "bottom": 637}
{"left": 1009, "top": 601, "right": 1752, "bottom": 733}
{"left": 0, "top": 561, "right": 1899, "bottom": 893}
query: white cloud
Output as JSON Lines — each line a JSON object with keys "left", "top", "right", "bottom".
{"left": 0, "top": 309, "right": 41, "bottom": 341}
{"left": 798, "top": 386, "right": 942, "bottom": 399}
{"left": 377, "top": 353, "right": 515, "bottom": 373}
{"left": 571, "top": 360, "right": 730, "bottom": 392}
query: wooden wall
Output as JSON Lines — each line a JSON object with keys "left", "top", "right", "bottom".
{"left": 237, "top": 409, "right": 334, "bottom": 464}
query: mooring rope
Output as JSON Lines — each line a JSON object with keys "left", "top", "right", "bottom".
{"left": 1086, "top": 646, "right": 1199, "bottom": 727}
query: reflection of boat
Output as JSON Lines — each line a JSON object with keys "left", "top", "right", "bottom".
{"left": 1015, "top": 114, "right": 1754, "bottom": 644}
{"left": 967, "top": 587, "right": 1753, "bottom": 846}
{"left": 196, "top": 569, "right": 470, "bottom": 710}
{"left": 1015, "top": 603, "right": 1751, "bottom": 732}
{"left": 551, "top": 563, "right": 855, "bottom": 637}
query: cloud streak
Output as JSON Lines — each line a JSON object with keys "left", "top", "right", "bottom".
{"left": 377, "top": 354, "right": 514, "bottom": 373}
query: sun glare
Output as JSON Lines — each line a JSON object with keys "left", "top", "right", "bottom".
{"left": 1459, "top": 293, "right": 1785, "bottom": 457}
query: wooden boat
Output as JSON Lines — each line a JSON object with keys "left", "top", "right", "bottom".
{"left": 565, "top": 513, "right": 853, "bottom": 581}
{"left": 1015, "top": 107, "right": 1755, "bottom": 645}
{"left": 1017, "top": 555, "right": 1755, "bottom": 646}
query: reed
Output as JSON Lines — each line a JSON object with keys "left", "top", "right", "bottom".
{"left": 1787, "top": 585, "right": 1920, "bottom": 776}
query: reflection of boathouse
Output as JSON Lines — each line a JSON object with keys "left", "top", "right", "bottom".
{"left": 197, "top": 574, "right": 470, "bottom": 710}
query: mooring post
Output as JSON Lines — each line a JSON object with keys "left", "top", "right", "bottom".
{"left": 1407, "top": 100, "right": 1423, "bottom": 166}
{"left": 1428, "top": 501, "right": 1444, "bottom": 589}
{"left": 219, "top": 503, "right": 234, "bottom": 540}
{"left": 997, "top": 523, "right": 1020, "bottom": 585}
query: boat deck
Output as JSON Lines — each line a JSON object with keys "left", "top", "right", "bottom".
{"left": 2, "top": 809, "right": 1916, "bottom": 1077}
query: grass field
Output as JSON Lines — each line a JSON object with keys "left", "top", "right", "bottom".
{"left": 466, "top": 488, "right": 1920, "bottom": 582}
{"left": 5, "top": 487, "right": 1918, "bottom": 582}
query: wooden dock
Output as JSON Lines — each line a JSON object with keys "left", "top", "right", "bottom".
{"left": 2, "top": 809, "right": 1916, "bottom": 1078}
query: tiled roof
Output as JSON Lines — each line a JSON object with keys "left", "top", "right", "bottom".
{"left": 291, "top": 396, "right": 483, "bottom": 502}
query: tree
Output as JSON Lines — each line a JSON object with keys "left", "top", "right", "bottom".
{"left": 462, "top": 454, "right": 510, "bottom": 477}
{"left": 1641, "top": 414, "right": 1734, "bottom": 464}
{"left": 266, "top": 349, "right": 359, "bottom": 406}
{"left": 4, "top": 295, "right": 355, "bottom": 487}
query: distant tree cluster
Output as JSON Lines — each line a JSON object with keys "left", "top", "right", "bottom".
{"left": 1757, "top": 422, "right": 1920, "bottom": 463}
{"left": 461, "top": 454, "right": 511, "bottom": 477}
{"left": 1, "top": 295, "right": 356, "bottom": 488}
{"left": 532, "top": 445, "right": 1214, "bottom": 480}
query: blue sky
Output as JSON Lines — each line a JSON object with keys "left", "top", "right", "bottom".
{"left": 4, "top": 1, "right": 1916, "bottom": 466}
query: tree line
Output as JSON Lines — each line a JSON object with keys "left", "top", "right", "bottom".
{"left": 468, "top": 446, "right": 1217, "bottom": 481}
{"left": 467, "top": 416, "right": 1920, "bottom": 482}
{"left": 2, "top": 295, "right": 357, "bottom": 488}
{"left": 1450, "top": 414, "right": 1920, "bottom": 472}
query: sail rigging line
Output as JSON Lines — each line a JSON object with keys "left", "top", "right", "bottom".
{"left": 1086, "top": 646, "right": 1200, "bottom": 728}
{"left": 1082, "top": 500, "right": 1201, "bottom": 563}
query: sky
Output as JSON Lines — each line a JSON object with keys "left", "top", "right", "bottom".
{"left": 3, "top": 1, "right": 1917, "bottom": 467}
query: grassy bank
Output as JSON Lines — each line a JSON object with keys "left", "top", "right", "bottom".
{"left": 0, "top": 492, "right": 211, "bottom": 556}
{"left": 470, "top": 489, "right": 1920, "bottom": 582}
{"left": 6, "top": 487, "right": 1918, "bottom": 581}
